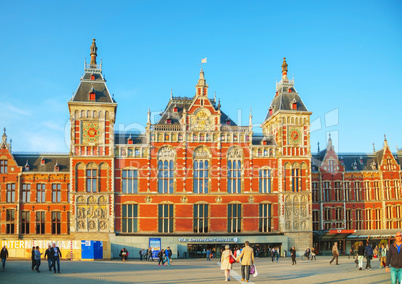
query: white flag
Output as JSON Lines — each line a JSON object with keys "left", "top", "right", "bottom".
{"left": 201, "top": 57, "right": 207, "bottom": 64}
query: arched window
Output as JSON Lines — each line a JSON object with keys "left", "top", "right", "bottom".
{"left": 157, "top": 147, "right": 175, "bottom": 193}
{"left": 86, "top": 163, "right": 98, "bottom": 193}
{"left": 227, "top": 147, "right": 242, "bottom": 193}
{"left": 193, "top": 147, "right": 210, "bottom": 193}
{"left": 292, "top": 164, "right": 300, "bottom": 192}
{"left": 259, "top": 169, "right": 271, "bottom": 193}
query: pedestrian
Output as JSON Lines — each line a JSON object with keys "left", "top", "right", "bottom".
{"left": 386, "top": 232, "right": 402, "bottom": 284}
{"left": 120, "top": 248, "right": 128, "bottom": 262}
{"left": 1, "top": 246, "right": 8, "bottom": 270}
{"left": 44, "top": 244, "right": 53, "bottom": 271}
{"left": 348, "top": 248, "right": 353, "bottom": 259}
{"left": 165, "top": 246, "right": 171, "bottom": 266}
{"left": 143, "top": 249, "right": 147, "bottom": 261}
{"left": 380, "top": 244, "right": 387, "bottom": 268}
{"left": 158, "top": 249, "right": 165, "bottom": 266}
{"left": 305, "top": 247, "right": 311, "bottom": 260}
{"left": 220, "top": 245, "right": 235, "bottom": 282}
{"left": 236, "top": 241, "right": 254, "bottom": 283}
{"left": 329, "top": 242, "right": 339, "bottom": 265}
{"left": 34, "top": 246, "right": 42, "bottom": 273}
{"left": 31, "top": 246, "right": 36, "bottom": 271}
{"left": 276, "top": 247, "right": 280, "bottom": 262}
{"left": 311, "top": 248, "right": 316, "bottom": 261}
{"left": 271, "top": 247, "right": 275, "bottom": 262}
{"left": 290, "top": 246, "right": 297, "bottom": 265}
{"left": 357, "top": 241, "right": 365, "bottom": 270}
{"left": 148, "top": 248, "right": 154, "bottom": 261}
{"left": 51, "top": 242, "right": 62, "bottom": 273}
{"left": 365, "top": 242, "right": 373, "bottom": 270}
{"left": 139, "top": 249, "right": 143, "bottom": 261}
{"left": 206, "top": 248, "right": 211, "bottom": 261}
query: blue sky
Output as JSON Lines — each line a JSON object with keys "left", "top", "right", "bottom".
{"left": 0, "top": 0, "right": 401, "bottom": 153}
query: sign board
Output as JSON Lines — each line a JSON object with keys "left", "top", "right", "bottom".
{"left": 1, "top": 240, "right": 80, "bottom": 249}
{"left": 149, "top": 238, "right": 161, "bottom": 259}
{"left": 178, "top": 237, "right": 239, "bottom": 243}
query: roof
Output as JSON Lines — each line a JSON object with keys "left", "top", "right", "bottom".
{"left": 115, "top": 132, "right": 147, "bottom": 145}
{"left": 13, "top": 153, "right": 70, "bottom": 173}
{"left": 70, "top": 70, "right": 115, "bottom": 103}
{"left": 265, "top": 90, "right": 308, "bottom": 121}
{"left": 251, "top": 134, "right": 277, "bottom": 146}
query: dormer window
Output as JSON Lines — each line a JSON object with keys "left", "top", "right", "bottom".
{"left": 25, "top": 160, "right": 30, "bottom": 171}
{"left": 263, "top": 141, "right": 268, "bottom": 145}
{"left": 128, "top": 138, "right": 133, "bottom": 144}
{"left": 226, "top": 120, "right": 230, "bottom": 125}
{"left": 91, "top": 74, "right": 95, "bottom": 80}
{"left": 173, "top": 107, "right": 178, "bottom": 112}
{"left": 166, "top": 119, "right": 171, "bottom": 124}
{"left": 269, "top": 107, "right": 273, "bottom": 116}
{"left": 360, "top": 156, "right": 363, "bottom": 164}
{"left": 54, "top": 164, "right": 60, "bottom": 171}
{"left": 340, "top": 157, "right": 344, "bottom": 165}
{"left": 41, "top": 157, "right": 45, "bottom": 165}
{"left": 89, "top": 91, "right": 96, "bottom": 101}
{"left": 288, "top": 88, "right": 292, "bottom": 93}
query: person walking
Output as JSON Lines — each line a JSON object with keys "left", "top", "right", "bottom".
{"left": 348, "top": 248, "right": 353, "bottom": 259}
{"left": 329, "top": 242, "right": 339, "bottom": 265}
{"left": 164, "top": 246, "right": 171, "bottom": 266}
{"left": 357, "top": 241, "right": 365, "bottom": 270}
{"left": 158, "top": 249, "right": 165, "bottom": 266}
{"left": 311, "top": 247, "right": 316, "bottom": 261}
{"left": 44, "top": 245, "right": 53, "bottom": 271}
{"left": 365, "top": 242, "right": 373, "bottom": 270}
{"left": 237, "top": 241, "right": 254, "bottom": 283}
{"left": 148, "top": 248, "right": 154, "bottom": 261}
{"left": 31, "top": 246, "right": 36, "bottom": 271}
{"left": 51, "top": 243, "right": 62, "bottom": 273}
{"left": 221, "top": 245, "right": 235, "bottom": 282}
{"left": 139, "top": 249, "right": 143, "bottom": 261}
{"left": 1, "top": 246, "right": 8, "bottom": 270}
{"left": 206, "top": 249, "right": 211, "bottom": 261}
{"left": 34, "top": 246, "right": 42, "bottom": 273}
{"left": 271, "top": 247, "right": 275, "bottom": 262}
{"left": 380, "top": 244, "right": 387, "bottom": 268}
{"left": 290, "top": 247, "right": 297, "bottom": 265}
{"left": 386, "top": 232, "right": 402, "bottom": 284}
{"left": 120, "top": 248, "right": 128, "bottom": 262}
{"left": 276, "top": 247, "right": 280, "bottom": 262}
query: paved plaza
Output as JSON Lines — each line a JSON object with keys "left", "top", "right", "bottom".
{"left": 0, "top": 256, "right": 390, "bottom": 284}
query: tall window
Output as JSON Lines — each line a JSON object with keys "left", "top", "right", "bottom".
{"left": 6, "top": 183, "right": 15, "bottom": 202}
{"left": 228, "top": 204, "right": 241, "bottom": 233}
{"left": 67, "top": 184, "right": 70, "bottom": 202}
{"left": 259, "top": 204, "right": 272, "bottom": 232}
{"left": 259, "top": 169, "right": 271, "bottom": 193}
{"left": 364, "top": 181, "right": 371, "bottom": 201}
{"left": 51, "top": 211, "right": 61, "bottom": 234}
{"left": 158, "top": 204, "right": 174, "bottom": 233}
{"left": 36, "top": 184, "right": 46, "bottom": 203}
{"left": 324, "top": 207, "right": 331, "bottom": 221}
{"left": 291, "top": 168, "right": 300, "bottom": 192}
{"left": 86, "top": 169, "right": 97, "bottom": 193}
{"left": 356, "top": 210, "right": 362, "bottom": 230}
{"left": 355, "top": 182, "right": 361, "bottom": 201}
{"left": 122, "top": 170, "right": 138, "bottom": 194}
{"left": 374, "top": 209, "right": 381, "bottom": 230}
{"left": 366, "top": 209, "right": 372, "bottom": 230}
{"left": 21, "top": 211, "right": 30, "bottom": 234}
{"left": 386, "top": 159, "right": 392, "bottom": 171}
{"left": 345, "top": 182, "right": 350, "bottom": 201}
{"left": 228, "top": 160, "right": 241, "bottom": 193}
{"left": 194, "top": 204, "right": 209, "bottom": 233}
{"left": 396, "top": 206, "right": 402, "bottom": 229}
{"left": 0, "top": 160, "right": 7, "bottom": 173}
{"left": 346, "top": 210, "right": 352, "bottom": 230}
{"left": 312, "top": 182, "right": 319, "bottom": 202}
{"left": 158, "top": 161, "right": 174, "bottom": 193}
{"left": 122, "top": 204, "right": 138, "bottom": 233}
{"left": 323, "top": 182, "right": 331, "bottom": 202}
{"left": 36, "top": 212, "right": 45, "bottom": 234}
{"left": 52, "top": 184, "right": 61, "bottom": 203}
{"left": 67, "top": 212, "right": 70, "bottom": 235}
{"left": 386, "top": 206, "right": 393, "bottom": 229}
{"left": 194, "top": 161, "right": 209, "bottom": 193}
{"left": 312, "top": 210, "right": 320, "bottom": 231}
{"left": 334, "top": 182, "right": 342, "bottom": 201}
{"left": 328, "top": 159, "right": 335, "bottom": 172}
{"left": 335, "top": 207, "right": 343, "bottom": 220}
{"left": 6, "top": 209, "right": 15, "bottom": 234}
{"left": 396, "top": 181, "right": 401, "bottom": 200}
{"left": 22, "top": 184, "right": 31, "bottom": 203}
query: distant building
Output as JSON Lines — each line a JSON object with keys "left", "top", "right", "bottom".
{"left": 0, "top": 40, "right": 400, "bottom": 259}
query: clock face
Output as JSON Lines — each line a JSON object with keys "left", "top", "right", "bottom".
{"left": 82, "top": 122, "right": 100, "bottom": 143}
{"left": 288, "top": 127, "right": 302, "bottom": 145}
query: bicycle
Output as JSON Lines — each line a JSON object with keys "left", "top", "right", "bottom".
{"left": 301, "top": 254, "right": 310, "bottom": 261}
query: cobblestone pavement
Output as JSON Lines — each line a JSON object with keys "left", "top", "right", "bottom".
{"left": 0, "top": 256, "right": 390, "bottom": 283}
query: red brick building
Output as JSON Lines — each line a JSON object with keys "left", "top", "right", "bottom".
{"left": 0, "top": 40, "right": 400, "bottom": 259}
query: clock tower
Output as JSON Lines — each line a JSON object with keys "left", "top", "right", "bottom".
{"left": 68, "top": 39, "right": 117, "bottom": 240}
{"left": 261, "top": 58, "right": 313, "bottom": 249}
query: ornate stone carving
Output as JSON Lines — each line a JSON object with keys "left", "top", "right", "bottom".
{"left": 77, "top": 220, "right": 85, "bottom": 230}
{"left": 88, "top": 220, "right": 96, "bottom": 230}
{"left": 248, "top": 195, "right": 254, "bottom": 203}
{"left": 158, "top": 147, "right": 176, "bottom": 159}
{"left": 227, "top": 147, "right": 242, "bottom": 159}
{"left": 77, "top": 196, "right": 85, "bottom": 204}
{"left": 99, "top": 196, "right": 107, "bottom": 203}
{"left": 99, "top": 221, "right": 107, "bottom": 230}
{"left": 193, "top": 147, "right": 210, "bottom": 159}
{"left": 215, "top": 196, "right": 222, "bottom": 203}
{"left": 145, "top": 196, "right": 153, "bottom": 203}
{"left": 88, "top": 196, "right": 96, "bottom": 203}
{"left": 76, "top": 195, "right": 108, "bottom": 232}
{"left": 180, "top": 196, "right": 188, "bottom": 203}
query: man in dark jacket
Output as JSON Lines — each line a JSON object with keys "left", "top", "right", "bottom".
{"left": 386, "top": 232, "right": 402, "bottom": 284}
{"left": 290, "top": 247, "right": 296, "bottom": 265}
{"left": 365, "top": 242, "right": 373, "bottom": 270}
{"left": 51, "top": 243, "right": 62, "bottom": 273}
{"left": 1, "top": 246, "right": 8, "bottom": 270}
{"left": 31, "top": 246, "right": 36, "bottom": 271}
{"left": 44, "top": 244, "right": 53, "bottom": 271}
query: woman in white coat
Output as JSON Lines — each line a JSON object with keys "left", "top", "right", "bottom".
{"left": 221, "top": 245, "right": 235, "bottom": 281}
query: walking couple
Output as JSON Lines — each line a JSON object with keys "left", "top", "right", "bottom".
{"left": 221, "top": 241, "right": 255, "bottom": 282}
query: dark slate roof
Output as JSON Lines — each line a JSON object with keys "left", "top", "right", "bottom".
{"left": 70, "top": 71, "right": 115, "bottom": 103}
{"left": 265, "top": 89, "right": 308, "bottom": 121}
{"left": 13, "top": 153, "right": 70, "bottom": 173}
{"left": 156, "top": 96, "right": 237, "bottom": 126}
{"left": 251, "top": 134, "right": 276, "bottom": 146}
{"left": 114, "top": 132, "right": 147, "bottom": 145}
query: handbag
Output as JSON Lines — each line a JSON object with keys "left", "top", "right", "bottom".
{"left": 250, "top": 264, "right": 255, "bottom": 274}
{"left": 229, "top": 255, "right": 236, "bottom": 264}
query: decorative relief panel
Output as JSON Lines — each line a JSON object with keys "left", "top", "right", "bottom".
{"left": 283, "top": 194, "right": 310, "bottom": 232}
{"left": 193, "top": 146, "right": 211, "bottom": 159}
{"left": 227, "top": 147, "right": 243, "bottom": 159}
{"left": 76, "top": 195, "right": 108, "bottom": 232}
{"left": 158, "top": 147, "right": 176, "bottom": 159}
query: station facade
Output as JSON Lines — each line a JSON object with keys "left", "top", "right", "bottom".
{"left": 0, "top": 40, "right": 400, "bottom": 259}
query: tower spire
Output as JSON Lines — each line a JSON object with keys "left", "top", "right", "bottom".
{"left": 281, "top": 57, "right": 288, "bottom": 81}
{"left": 195, "top": 68, "right": 208, "bottom": 96}
{"left": 90, "top": 39, "right": 98, "bottom": 67}
{"left": 384, "top": 134, "right": 388, "bottom": 148}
